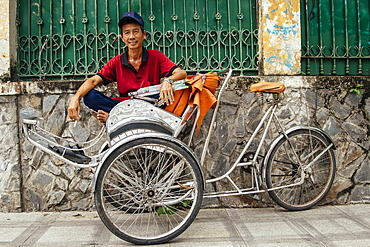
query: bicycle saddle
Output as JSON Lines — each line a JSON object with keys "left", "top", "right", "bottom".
{"left": 250, "top": 82, "right": 285, "bottom": 93}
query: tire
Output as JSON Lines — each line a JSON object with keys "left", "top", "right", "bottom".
{"left": 94, "top": 137, "right": 203, "bottom": 245}
{"left": 265, "top": 129, "right": 336, "bottom": 211}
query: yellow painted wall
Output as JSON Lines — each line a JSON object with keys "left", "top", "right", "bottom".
{"left": 260, "top": 0, "right": 301, "bottom": 75}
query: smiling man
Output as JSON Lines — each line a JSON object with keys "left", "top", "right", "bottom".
{"left": 68, "top": 11, "right": 187, "bottom": 123}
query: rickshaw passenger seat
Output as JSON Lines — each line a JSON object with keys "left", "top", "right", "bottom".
{"left": 106, "top": 99, "right": 182, "bottom": 143}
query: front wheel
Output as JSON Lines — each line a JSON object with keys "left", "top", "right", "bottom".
{"left": 265, "top": 129, "right": 336, "bottom": 211}
{"left": 94, "top": 137, "right": 203, "bottom": 245}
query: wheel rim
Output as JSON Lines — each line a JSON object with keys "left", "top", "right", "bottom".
{"left": 267, "top": 131, "right": 335, "bottom": 209}
{"left": 97, "top": 140, "right": 202, "bottom": 242}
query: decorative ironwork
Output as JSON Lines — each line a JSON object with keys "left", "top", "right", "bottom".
{"left": 301, "top": 0, "right": 370, "bottom": 75}
{"left": 171, "top": 14, "right": 178, "bottom": 21}
{"left": 104, "top": 16, "right": 111, "bottom": 23}
{"left": 17, "top": 0, "right": 258, "bottom": 80}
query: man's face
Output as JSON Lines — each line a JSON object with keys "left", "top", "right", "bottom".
{"left": 121, "top": 23, "right": 146, "bottom": 49}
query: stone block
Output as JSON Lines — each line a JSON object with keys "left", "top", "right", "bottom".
{"left": 69, "top": 176, "right": 81, "bottom": 190}
{"left": 43, "top": 95, "right": 60, "bottom": 115}
{"left": 328, "top": 178, "right": 352, "bottom": 201}
{"left": 222, "top": 105, "right": 238, "bottom": 122}
{"left": 342, "top": 122, "right": 367, "bottom": 142}
{"left": 78, "top": 179, "right": 91, "bottom": 194}
{"left": 345, "top": 92, "right": 362, "bottom": 108}
{"left": 44, "top": 98, "right": 66, "bottom": 135}
{"left": 25, "top": 189, "right": 42, "bottom": 211}
{"left": 323, "top": 116, "right": 341, "bottom": 137}
{"left": 354, "top": 157, "right": 370, "bottom": 183}
{"left": 216, "top": 121, "right": 229, "bottom": 148}
{"left": 221, "top": 140, "right": 237, "bottom": 156}
{"left": 61, "top": 166, "right": 75, "bottom": 180}
{"left": 276, "top": 104, "right": 293, "bottom": 120}
{"left": 235, "top": 112, "right": 245, "bottom": 138}
{"left": 44, "top": 162, "right": 61, "bottom": 176}
{"left": 331, "top": 98, "right": 351, "bottom": 120}
{"left": 365, "top": 98, "right": 370, "bottom": 118}
{"left": 221, "top": 91, "right": 241, "bottom": 105}
{"left": 340, "top": 142, "right": 364, "bottom": 169}
{"left": 315, "top": 108, "right": 330, "bottom": 126}
{"left": 56, "top": 177, "right": 68, "bottom": 191}
{"left": 207, "top": 139, "right": 218, "bottom": 157}
{"left": 31, "top": 170, "right": 54, "bottom": 188}
{"left": 49, "top": 190, "right": 65, "bottom": 205}
{"left": 31, "top": 149, "right": 44, "bottom": 169}
{"left": 211, "top": 155, "right": 228, "bottom": 178}
{"left": 69, "top": 121, "right": 89, "bottom": 142}
{"left": 349, "top": 185, "right": 370, "bottom": 202}
{"left": 338, "top": 154, "right": 366, "bottom": 179}
{"left": 306, "top": 89, "right": 324, "bottom": 109}
{"left": 0, "top": 193, "right": 9, "bottom": 205}
{"left": 70, "top": 197, "right": 92, "bottom": 210}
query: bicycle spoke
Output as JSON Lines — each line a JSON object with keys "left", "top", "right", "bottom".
{"left": 95, "top": 137, "right": 203, "bottom": 245}
{"left": 266, "top": 129, "right": 335, "bottom": 211}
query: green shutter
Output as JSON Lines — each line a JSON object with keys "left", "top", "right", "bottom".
{"left": 17, "top": 0, "right": 258, "bottom": 80}
{"left": 301, "top": 0, "right": 370, "bottom": 75}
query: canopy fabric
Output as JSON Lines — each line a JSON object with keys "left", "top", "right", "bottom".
{"left": 165, "top": 71, "right": 219, "bottom": 135}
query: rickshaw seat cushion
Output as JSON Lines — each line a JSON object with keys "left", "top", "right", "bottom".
{"left": 165, "top": 71, "right": 219, "bottom": 135}
{"left": 164, "top": 87, "right": 191, "bottom": 116}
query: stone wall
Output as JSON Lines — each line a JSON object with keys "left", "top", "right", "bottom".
{"left": 0, "top": 75, "right": 369, "bottom": 212}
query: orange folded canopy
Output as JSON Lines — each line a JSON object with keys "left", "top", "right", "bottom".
{"left": 165, "top": 71, "right": 219, "bottom": 136}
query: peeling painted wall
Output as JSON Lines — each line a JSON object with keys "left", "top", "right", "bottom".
{"left": 260, "top": 0, "right": 301, "bottom": 75}
{"left": 0, "top": 0, "right": 10, "bottom": 78}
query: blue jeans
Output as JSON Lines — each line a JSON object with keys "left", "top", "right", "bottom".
{"left": 83, "top": 89, "right": 120, "bottom": 113}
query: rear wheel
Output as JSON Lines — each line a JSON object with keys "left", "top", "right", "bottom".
{"left": 265, "top": 129, "right": 336, "bottom": 211}
{"left": 94, "top": 137, "right": 203, "bottom": 245}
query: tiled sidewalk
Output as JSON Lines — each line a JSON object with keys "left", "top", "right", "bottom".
{"left": 1, "top": 204, "right": 370, "bottom": 246}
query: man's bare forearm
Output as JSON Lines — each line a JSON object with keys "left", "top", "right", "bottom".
{"left": 168, "top": 67, "right": 187, "bottom": 82}
{"left": 72, "top": 75, "right": 103, "bottom": 101}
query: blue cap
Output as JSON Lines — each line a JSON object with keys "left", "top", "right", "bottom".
{"left": 118, "top": 11, "right": 144, "bottom": 29}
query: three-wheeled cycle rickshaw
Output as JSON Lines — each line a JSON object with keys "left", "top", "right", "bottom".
{"left": 22, "top": 69, "right": 336, "bottom": 245}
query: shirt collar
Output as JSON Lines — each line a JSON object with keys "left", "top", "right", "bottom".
{"left": 121, "top": 47, "right": 148, "bottom": 66}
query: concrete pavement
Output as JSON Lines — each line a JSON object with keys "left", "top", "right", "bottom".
{"left": 1, "top": 204, "right": 370, "bottom": 246}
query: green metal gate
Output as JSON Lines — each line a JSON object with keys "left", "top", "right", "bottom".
{"left": 301, "top": 0, "right": 370, "bottom": 75}
{"left": 17, "top": 0, "right": 258, "bottom": 80}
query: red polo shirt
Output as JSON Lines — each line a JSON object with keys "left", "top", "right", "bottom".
{"left": 97, "top": 48, "right": 178, "bottom": 101}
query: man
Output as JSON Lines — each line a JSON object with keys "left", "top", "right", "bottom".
{"left": 68, "top": 11, "right": 187, "bottom": 123}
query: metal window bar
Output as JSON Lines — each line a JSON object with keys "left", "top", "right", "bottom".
{"left": 301, "top": 0, "right": 370, "bottom": 75}
{"left": 17, "top": 0, "right": 258, "bottom": 80}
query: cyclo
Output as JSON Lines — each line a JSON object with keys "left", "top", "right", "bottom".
{"left": 22, "top": 69, "right": 336, "bottom": 245}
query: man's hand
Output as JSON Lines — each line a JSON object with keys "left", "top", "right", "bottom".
{"left": 67, "top": 75, "right": 103, "bottom": 121}
{"left": 68, "top": 96, "right": 81, "bottom": 121}
{"left": 160, "top": 80, "right": 174, "bottom": 105}
{"left": 160, "top": 68, "right": 187, "bottom": 105}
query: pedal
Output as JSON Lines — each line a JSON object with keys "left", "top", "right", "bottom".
{"left": 241, "top": 165, "right": 252, "bottom": 173}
